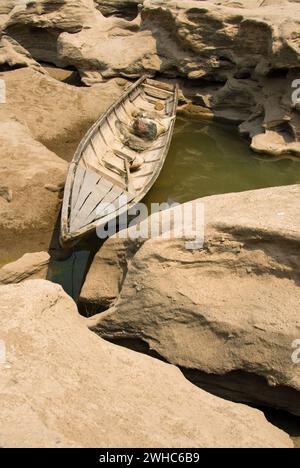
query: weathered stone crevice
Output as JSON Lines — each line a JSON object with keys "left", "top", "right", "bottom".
{"left": 4, "top": 24, "right": 63, "bottom": 66}
{"left": 181, "top": 368, "right": 300, "bottom": 418}
{"left": 88, "top": 329, "right": 300, "bottom": 440}
{"left": 183, "top": 369, "right": 300, "bottom": 447}
{"left": 95, "top": 0, "right": 141, "bottom": 21}
{"left": 78, "top": 237, "right": 146, "bottom": 315}
{"left": 38, "top": 62, "right": 83, "bottom": 86}
{"left": 78, "top": 300, "right": 109, "bottom": 318}
{"left": 92, "top": 334, "right": 164, "bottom": 359}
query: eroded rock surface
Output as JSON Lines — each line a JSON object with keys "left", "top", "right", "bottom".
{"left": 95, "top": 0, "right": 142, "bottom": 20}
{"left": 0, "top": 252, "right": 49, "bottom": 284}
{"left": 80, "top": 238, "right": 137, "bottom": 312}
{"left": 0, "top": 34, "right": 45, "bottom": 70}
{"left": 0, "top": 118, "right": 67, "bottom": 254}
{"left": 0, "top": 0, "right": 299, "bottom": 155}
{"left": 0, "top": 280, "right": 293, "bottom": 448}
{"left": 0, "top": 67, "right": 125, "bottom": 160}
{"left": 88, "top": 185, "right": 300, "bottom": 417}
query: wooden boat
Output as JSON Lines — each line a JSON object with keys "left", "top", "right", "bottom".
{"left": 60, "top": 76, "right": 178, "bottom": 246}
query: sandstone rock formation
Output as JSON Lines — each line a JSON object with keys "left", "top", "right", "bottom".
{"left": 0, "top": 118, "right": 67, "bottom": 261}
{"left": 1, "top": 0, "right": 144, "bottom": 83}
{"left": 0, "top": 280, "right": 293, "bottom": 448}
{"left": 80, "top": 238, "right": 136, "bottom": 312}
{"left": 0, "top": 34, "right": 45, "bottom": 70}
{"left": 0, "top": 0, "right": 14, "bottom": 15}
{"left": 95, "top": 0, "right": 142, "bottom": 20}
{"left": 0, "top": 0, "right": 298, "bottom": 155}
{"left": 0, "top": 252, "right": 49, "bottom": 284}
{"left": 0, "top": 67, "right": 125, "bottom": 160}
{"left": 88, "top": 185, "right": 300, "bottom": 417}
{"left": 1, "top": 0, "right": 99, "bottom": 65}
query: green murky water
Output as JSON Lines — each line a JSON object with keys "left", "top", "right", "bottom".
{"left": 145, "top": 117, "right": 300, "bottom": 205}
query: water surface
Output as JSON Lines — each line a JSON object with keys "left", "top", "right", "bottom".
{"left": 145, "top": 118, "right": 300, "bottom": 205}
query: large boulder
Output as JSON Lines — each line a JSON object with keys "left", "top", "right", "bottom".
{"left": 0, "top": 67, "right": 125, "bottom": 160}
{"left": 0, "top": 252, "right": 49, "bottom": 284}
{"left": 0, "top": 280, "right": 293, "bottom": 447}
{"left": 60, "top": 0, "right": 300, "bottom": 81}
{"left": 0, "top": 118, "right": 67, "bottom": 260}
{"left": 89, "top": 185, "right": 300, "bottom": 417}
{"left": 57, "top": 26, "right": 158, "bottom": 84}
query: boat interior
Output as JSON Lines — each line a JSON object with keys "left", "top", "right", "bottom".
{"left": 65, "top": 77, "right": 178, "bottom": 236}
